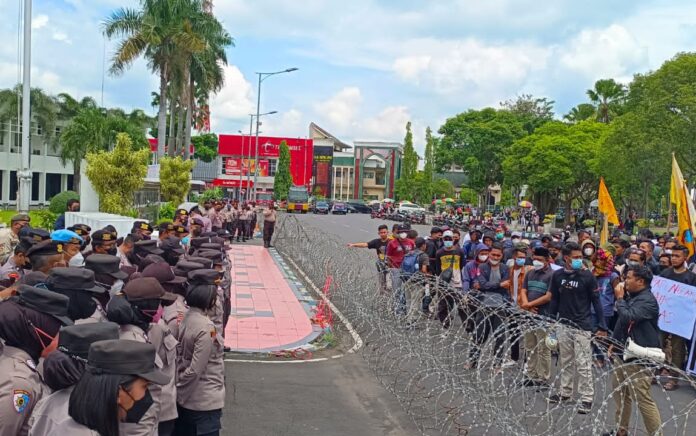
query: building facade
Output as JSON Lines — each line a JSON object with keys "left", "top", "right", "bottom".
{"left": 353, "top": 141, "right": 402, "bottom": 201}
{"left": 0, "top": 121, "right": 75, "bottom": 207}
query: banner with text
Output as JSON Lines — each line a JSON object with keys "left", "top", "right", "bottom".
{"left": 650, "top": 276, "right": 696, "bottom": 339}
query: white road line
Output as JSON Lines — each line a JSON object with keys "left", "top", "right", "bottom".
{"left": 343, "top": 224, "right": 350, "bottom": 228}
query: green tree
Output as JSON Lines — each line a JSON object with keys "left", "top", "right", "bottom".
{"left": 437, "top": 108, "right": 527, "bottom": 196}
{"left": 587, "top": 79, "right": 627, "bottom": 123}
{"left": 85, "top": 133, "right": 149, "bottom": 214}
{"left": 0, "top": 85, "right": 58, "bottom": 149}
{"left": 423, "top": 126, "right": 435, "bottom": 184}
{"left": 160, "top": 156, "right": 195, "bottom": 205}
{"left": 401, "top": 121, "right": 418, "bottom": 180}
{"left": 432, "top": 178, "right": 454, "bottom": 198}
{"left": 191, "top": 133, "right": 218, "bottom": 162}
{"left": 503, "top": 120, "right": 609, "bottom": 216}
{"left": 273, "top": 141, "right": 292, "bottom": 201}
{"left": 500, "top": 94, "right": 555, "bottom": 133}
{"left": 563, "top": 103, "right": 596, "bottom": 124}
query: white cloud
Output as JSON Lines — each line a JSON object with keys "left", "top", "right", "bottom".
{"left": 560, "top": 24, "right": 648, "bottom": 81}
{"left": 314, "top": 87, "right": 363, "bottom": 131}
{"left": 263, "top": 109, "right": 305, "bottom": 137}
{"left": 360, "top": 106, "right": 411, "bottom": 141}
{"left": 208, "top": 65, "right": 255, "bottom": 129}
{"left": 52, "top": 32, "right": 72, "bottom": 44}
{"left": 31, "top": 15, "right": 49, "bottom": 29}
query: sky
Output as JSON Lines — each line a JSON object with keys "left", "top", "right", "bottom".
{"left": 2, "top": 0, "right": 696, "bottom": 155}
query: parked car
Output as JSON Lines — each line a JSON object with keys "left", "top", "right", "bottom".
{"left": 347, "top": 202, "right": 372, "bottom": 214}
{"left": 314, "top": 201, "right": 329, "bottom": 214}
{"left": 332, "top": 202, "right": 348, "bottom": 215}
{"left": 397, "top": 203, "right": 426, "bottom": 214}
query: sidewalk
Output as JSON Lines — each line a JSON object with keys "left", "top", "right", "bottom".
{"left": 224, "top": 244, "right": 320, "bottom": 352}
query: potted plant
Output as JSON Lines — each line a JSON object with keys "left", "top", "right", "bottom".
{"left": 543, "top": 214, "right": 556, "bottom": 233}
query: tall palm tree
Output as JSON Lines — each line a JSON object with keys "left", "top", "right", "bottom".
{"left": 587, "top": 79, "right": 626, "bottom": 123}
{"left": 104, "top": 0, "right": 208, "bottom": 159}
{"left": 56, "top": 93, "right": 98, "bottom": 119}
{"left": 563, "top": 103, "right": 596, "bottom": 124}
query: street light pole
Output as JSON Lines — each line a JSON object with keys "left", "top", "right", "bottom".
{"left": 18, "top": 0, "right": 32, "bottom": 213}
{"left": 246, "top": 114, "right": 253, "bottom": 201}
{"left": 252, "top": 68, "right": 298, "bottom": 201}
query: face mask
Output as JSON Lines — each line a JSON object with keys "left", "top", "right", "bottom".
{"left": 478, "top": 254, "right": 488, "bottom": 262}
{"left": 399, "top": 233, "right": 407, "bottom": 239}
{"left": 489, "top": 259, "right": 500, "bottom": 266}
{"left": 571, "top": 259, "right": 583, "bottom": 270}
{"left": 496, "top": 233, "right": 504, "bottom": 240}
{"left": 515, "top": 258, "right": 526, "bottom": 267}
{"left": 181, "top": 236, "right": 190, "bottom": 245}
{"left": 511, "top": 238, "right": 520, "bottom": 244}
{"left": 122, "top": 388, "right": 154, "bottom": 423}
{"left": 68, "top": 251, "right": 85, "bottom": 267}
{"left": 659, "top": 265, "right": 668, "bottom": 272}
{"left": 625, "top": 260, "right": 639, "bottom": 268}
{"left": 532, "top": 260, "right": 545, "bottom": 270}
{"left": 583, "top": 248, "right": 594, "bottom": 256}
{"left": 664, "top": 249, "right": 672, "bottom": 255}
{"left": 152, "top": 306, "right": 164, "bottom": 323}
{"left": 107, "top": 247, "right": 118, "bottom": 256}
{"left": 443, "top": 240, "right": 454, "bottom": 248}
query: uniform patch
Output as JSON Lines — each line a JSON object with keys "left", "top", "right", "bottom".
{"left": 13, "top": 390, "right": 30, "bottom": 413}
{"left": 25, "top": 359, "right": 37, "bottom": 371}
{"left": 210, "top": 329, "right": 217, "bottom": 338}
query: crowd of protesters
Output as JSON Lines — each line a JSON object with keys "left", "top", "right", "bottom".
{"left": 350, "top": 223, "right": 693, "bottom": 435}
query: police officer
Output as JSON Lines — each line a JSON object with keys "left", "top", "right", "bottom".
{"left": 80, "top": 254, "right": 130, "bottom": 324}
{"left": 0, "top": 213, "right": 30, "bottom": 264}
{"left": 62, "top": 339, "right": 170, "bottom": 435}
{"left": 50, "top": 229, "right": 85, "bottom": 267}
{"left": 87, "top": 229, "right": 118, "bottom": 258}
{"left": 175, "top": 283, "right": 225, "bottom": 436}
{"left": 107, "top": 277, "right": 178, "bottom": 436}
{"left": 0, "top": 237, "right": 32, "bottom": 283}
{"left": 29, "top": 322, "right": 120, "bottom": 435}
{"left": 0, "top": 285, "right": 72, "bottom": 435}
{"left": 26, "top": 240, "right": 68, "bottom": 274}
{"left": 45, "top": 267, "right": 110, "bottom": 322}
{"left": 166, "top": 260, "right": 205, "bottom": 339}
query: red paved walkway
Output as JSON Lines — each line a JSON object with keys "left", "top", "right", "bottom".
{"left": 224, "top": 245, "right": 314, "bottom": 352}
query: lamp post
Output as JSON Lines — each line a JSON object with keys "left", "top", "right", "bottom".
{"left": 247, "top": 110, "right": 278, "bottom": 201}
{"left": 253, "top": 68, "right": 298, "bottom": 201}
{"left": 18, "top": 0, "right": 33, "bottom": 213}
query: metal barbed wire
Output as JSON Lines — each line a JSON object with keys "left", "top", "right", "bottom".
{"left": 273, "top": 215, "right": 696, "bottom": 435}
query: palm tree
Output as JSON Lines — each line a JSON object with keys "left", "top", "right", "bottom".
{"left": 56, "top": 93, "right": 98, "bottom": 119}
{"left": 104, "top": 0, "right": 208, "bottom": 159}
{"left": 0, "top": 85, "right": 59, "bottom": 151}
{"left": 587, "top": 79, "right": 626, "bottom": 123}
{"left": 563, "top": 103, "right": 596, "bottom": 124}
{"left": 59, "top": 108, "right": 107, "bottom": 193}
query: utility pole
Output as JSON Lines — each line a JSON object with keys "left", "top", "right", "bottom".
{"left": 18, "top": 0, "right": 33, "bottom": 213}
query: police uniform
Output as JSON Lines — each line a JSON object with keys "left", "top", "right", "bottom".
{"left": 0, "top": 285, "right": 72, "bottom": 436}
{"left": 119, "top": 278, "right": 178, "bottom": 436}
{"left": 175, "top": 306, "right": 225, "bottom": 434}
{"left": 28, "top": 322, "right": 119, "bottom": 436}
{"left": 0, "top": 213, "right": 29, "bottom": 264}
{"left": 188, "top": 269, "right": 225, "bottom": 339}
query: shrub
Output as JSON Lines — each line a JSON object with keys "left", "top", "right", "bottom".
{"left": 49, "top": 191, "right": 79, "bottom": 214}
{"left": 199, "top": 187, "right": 223, "bottom": 202}
{"left": 159, "top": 202, "right": 176, "bottom": 222}
{"left": 32, "top": 209, "right": 58, "bottom": 230}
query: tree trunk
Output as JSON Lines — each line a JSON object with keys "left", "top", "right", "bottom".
{"left": 183, "top": 78, "right": 194, "bottom": 160}
{"left": 157, "top": 68, "right": 168, "bottom": 160}
{"left": 167, "top": 97, "right": 177, "bottom": 157}
{"left": 74, "top": 160, "right": 81, "bottom": 195}
{"left": 176, "top": 102, "right": 185, "bottom": 156}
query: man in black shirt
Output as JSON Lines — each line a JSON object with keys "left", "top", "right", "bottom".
{"left": 548, "top": 242, "right": 607, "bottom": 414}
{"left": 658, "top": 244, "right": 696, "bottom": 390}
{"left": 348, "top": 224, "right": 392, "bottom": 291}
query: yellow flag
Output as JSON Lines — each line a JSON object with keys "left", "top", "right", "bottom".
{"left": 671, "top": 153, "right": 684, "bottom": 206}
{"left": 598, "top": 177, "right": 619, "bottom": 225}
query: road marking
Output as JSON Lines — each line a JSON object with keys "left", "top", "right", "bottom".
{"left": 360, "top": 229, "right": 370, "bottom": 233}
{"left": 343, "top": 224, "right": 350, "bottom": 228}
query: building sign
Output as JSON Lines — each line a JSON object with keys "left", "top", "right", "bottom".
{"left": 218, "top": 135, "right": 313, "bottom": 186}
{"left": 223, "top": 157, "right": 255, "bottom": 176}
{"left": 212, "top": 178, "right": 254, "bottom": 188}
{"left": 313, "top": 145, "right": 334, "bottom": 198}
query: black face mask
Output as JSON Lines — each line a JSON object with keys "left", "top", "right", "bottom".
{"left": 65, "top": 291, "right": 98, "bottom": 321}
{"left": 123, "top": 388, "right": 154, "bottom": 423}
{"left": 107, "top": 247, "right": 118, "bottom": 256}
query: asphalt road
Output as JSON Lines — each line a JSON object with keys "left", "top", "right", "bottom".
{"left": 222, "top": 211, "right": 421, "bottom": 436}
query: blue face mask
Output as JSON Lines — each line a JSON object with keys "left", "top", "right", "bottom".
{"left": 496, "top": 233, "right": 504, "bottom": 240}
{"left": 515, "top": 258, "right": 526, "bottom": 267}
{"left": 571, "top": 259, "right": 583, "bottom": 270}
{"left": 181, "top": 236, "right": 190, "bottom": 245}
{"left": 443, "top": 240, "right": 454, "bottom": 248}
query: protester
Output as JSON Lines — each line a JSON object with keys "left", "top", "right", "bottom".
{"left": 548, "top": 242, "right": 607, "bottom": 414}
{"left": 262, "top": 202, "right": 277, "bottom": 248}
{"left": 386, "top": 224, "right": 415, "bottom": 314}
{"left": 434, "top": 230, "right": 466, "bottom": 331}
{"left": 53, "top": 199, "right": 80, "bottom": 231}
{"left": 603, "top": 266, "right": 663, "bottom": 436}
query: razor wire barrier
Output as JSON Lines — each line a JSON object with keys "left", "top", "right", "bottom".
{"left": 273, "top": 215, "right": 696, "bottom": 436}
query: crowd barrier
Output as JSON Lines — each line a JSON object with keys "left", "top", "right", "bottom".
{"left": 274, "top": 215, "right": 696, "bottom": 435}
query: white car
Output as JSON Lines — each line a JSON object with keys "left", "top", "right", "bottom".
{"left": 397, "top": 203, "right": 426, "bottom": 214}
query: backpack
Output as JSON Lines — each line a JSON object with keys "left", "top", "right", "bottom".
{"left": 401, "top": 251, "right": 419, "bottom": 278}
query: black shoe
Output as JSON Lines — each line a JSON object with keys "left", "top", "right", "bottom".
{"left": 577, "top": 401, "right": 592, "bottom": 414}
{"left": 223, "top": 346, "right": 232, "bottom": 352}
{"left": 522, "top": 378, "right": 538, "bottom": 387}
{"left": 547, "top": 394, "right": 572, "bottom": 404}
{"left": 267, "top": 244, "right": 274, "bottom": 248}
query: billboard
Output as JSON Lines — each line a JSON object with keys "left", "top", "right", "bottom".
{"left": 218, "top": 135, "right": 313, "bottom": 186}
{"left": 313, "top": 145, "right": 334, "bottom": 198}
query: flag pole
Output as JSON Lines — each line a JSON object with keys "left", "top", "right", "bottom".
{"left": 666, "top": 197, "right": 673, "bottom": 236}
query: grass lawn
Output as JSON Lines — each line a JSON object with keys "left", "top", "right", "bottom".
{"left": 0, "top": 209, "right": 49, "bottom": 227}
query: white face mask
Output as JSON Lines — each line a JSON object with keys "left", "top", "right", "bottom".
{"left": 489, "top": 259, "right": 500, "bottom": 266}
{"left": 511, "top": 238, "right": 520, "bottom": 244}
{"left": 532, "top": 260, "right": 545, "bottom": 270}
{"left": 478, "top": 254, "right": 488, "bottom": 262}
{"left": 68, "top": 252, "right": 85, "bottom": 267}
{"left": 399, "top": 233, "right": 407, "bottom": 239}
{"left": 583, "top": 248, "right": 594, "bottom": 256}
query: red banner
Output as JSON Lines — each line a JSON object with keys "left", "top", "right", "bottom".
{"left": 258, "top": 160, "right": 269, "bottom": 177}
{"left": 212, "top": 178, "right": 254, "bottom": 188}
